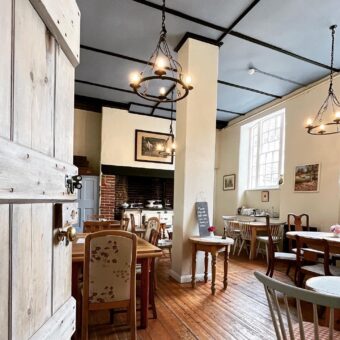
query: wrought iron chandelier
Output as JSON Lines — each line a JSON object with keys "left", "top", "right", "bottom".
{"left": 129, "top": 0, "right": 193, "bottom": 103}
{"left": 156, "top": 100, "right": 176, "bottom": 157}
{"left": 306, "top": 25, "right": 340, "bottom": 135}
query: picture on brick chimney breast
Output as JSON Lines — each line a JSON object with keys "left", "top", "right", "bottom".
{"left": 135, "top": 129, "right": 174, "bottom": 164}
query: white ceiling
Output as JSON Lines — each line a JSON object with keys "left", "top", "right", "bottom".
{"left": 75, "top": 0, "right": 340, "bottom": 126}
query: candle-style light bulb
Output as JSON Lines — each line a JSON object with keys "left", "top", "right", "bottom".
{"left": 156, "top": 57, "right": 166, "bottom": 70}
{"left": 335, "top": 111, "right": 340, "bottom": 119}
{"left": 306, "top": 118, "right": 313, "bottom": 127}
{"left": 320, "top": 124, "right": 325, "bottom": 131}
{"left": 130, "top": 72, "right": 141, "bottom": 85}
{"left": 159, "top": 87, "right": 166, "bottom": 96}
{"left": 185, "top": 75, "right": 192, "bottom": 85}
{"left": 171, "top": 142, "right": 176, "bottom": 150}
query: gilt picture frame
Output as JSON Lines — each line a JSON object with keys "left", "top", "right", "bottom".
{"left": 135, "top": 129, "right": 174, "bottom": 164}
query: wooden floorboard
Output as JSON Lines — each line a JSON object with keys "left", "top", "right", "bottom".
{"left": 88, "top": 253, "right": 294, "bottom": 339}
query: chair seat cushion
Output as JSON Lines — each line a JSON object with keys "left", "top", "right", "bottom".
{"left": 292, "top": 247, "right": 324, "bottom": 256}
{"left": 294, "top": 321, "right": 340, "bottom": 340}
{"left": 274, "top": 252, "right": 296, "bottom": 261}
{"left": 256, "top": 236, "right": 281, "bottom": 243}
{"left": 301, "top": 263, "right": 340, "bottom": 276}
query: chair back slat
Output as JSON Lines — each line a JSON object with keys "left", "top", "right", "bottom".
{"left": 255, "top": 271, "right": 340, "bottom": 340}
{"left": 239, "top": 222, "right": 252, "bottom": 240}
{"left": 226, "top": 221, "right": 239, "bottom": 239}
{"left": 130, "top": 214, "right": 136, "bottom": 233}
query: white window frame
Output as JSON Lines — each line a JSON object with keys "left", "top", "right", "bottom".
{"left": 246, "top": 109, "right": 285, "bottom": 190}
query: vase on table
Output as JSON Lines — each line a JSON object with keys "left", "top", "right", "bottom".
{"left": 209, "top": 232, "right": 214, "bottom": 237}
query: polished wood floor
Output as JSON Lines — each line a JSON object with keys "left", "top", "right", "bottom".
{"left": 87, "top": 252, "right": 293, "bottom": 339}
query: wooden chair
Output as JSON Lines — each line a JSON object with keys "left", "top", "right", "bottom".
{"left": 256, "top": 224, "right": 283, "bottom": 263}
{"left": 223, "top": 220, "right": 240, "bottom": 255}
{"left": 120, "top": 217, "right": 130, "bottom": 231}
{"left": 144, "top": 217, "right": 161, "bottom": 241}
{"left": 238, "top": 222, "right": 252, "bottom": 256}
{"left": 86, "top": 214, "right": 106, "bottom": 221}
{"left": 83, "top": 220, "right": 121, "bottom": 233}
{"left": 130, "top": 214, "right": 136, "bottom": 233}
{"left": 287, "top": 213, "right": 310, "bottom": 252}
{"left": 296, "top": 235, "right": 340, "bottom": 287}
{"left": 82, "top": 230, "right": 137, "bottom": 340}
{"left": 255, "top": 271, "right": 340, "bottom": 339}
{"left": 265, "top": 222, "right": 297, "bottom": 281}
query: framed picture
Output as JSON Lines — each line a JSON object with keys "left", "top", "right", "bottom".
{"left": 294, "top": 163, "right": 320, "bottom": 192}
{"left": 223, "top": 174, "right": 235, "bottom": 191}
{"left": 135, "top": 129, "right": 174, "bottom": 164}
{"left": 261, "top": 191, "right": 269, "bottom": 202}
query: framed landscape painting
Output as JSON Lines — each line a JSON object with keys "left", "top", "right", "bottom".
{"left": 135, "top": 129, "right": 174, "bottom": 164}
{"left": 294, "top": 163, "right": 320, "bottom": 192}
{"left": 223, "top": 174, "right": 236, "bottom": 191}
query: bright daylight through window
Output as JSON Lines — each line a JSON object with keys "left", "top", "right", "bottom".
{"left": 245, "top": 109, "right": 285, "bottom": 190}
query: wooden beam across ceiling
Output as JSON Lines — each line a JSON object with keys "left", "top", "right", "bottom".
{"left": 132, "top": 0, "right": 337, "bottom": 72}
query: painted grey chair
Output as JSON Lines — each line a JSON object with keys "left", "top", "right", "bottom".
{"left": 254, "top": 271, "right": 340, "bottom": 339}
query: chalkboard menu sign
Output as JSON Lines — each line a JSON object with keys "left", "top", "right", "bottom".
{"left": 195, "top": 201, "right": 210, "bottom": 237}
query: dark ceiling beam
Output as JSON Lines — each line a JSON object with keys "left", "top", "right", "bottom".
{"left": 76, "top": 79, "right": 135, "bottom": 94}
{"left": 218, "top": 80, "right": 282, "bottom": 98}
{"left": 129, "top": 110, "right": 172, "bottom": 120}
{"left": 217, "top": 108, "right": 245, "bottom": 116}
{"left": 174, "top": 32, "right": 223, "bottom": 52}
{"left": 132, "top": 0, "right": 225, "bottom": 32}
{"left": 81, "top": 44, "right": 149, "bottom": 65}
{"left": 75, "top": 95, "right": 130, "bottom": 112}
{"left": 216, "top": 0, "right": 260, "bottom": 43}
{"left": 133, "top": 0, "right": 336, "bottom": 72}
{"left": 229, "top": 31, "right": 339, "bottom": 72}
{"left": 76, "top": 79, "right": 175, "bottom": 112}
{"left": 131, "top": 102, "right": 174, "bottom": 113}
{"left": 216, "top": 120, "right": 229, "bottom": 129}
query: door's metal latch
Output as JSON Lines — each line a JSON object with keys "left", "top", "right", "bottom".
{"left": 65, "top": 175, "right": 82, "bottom": 194}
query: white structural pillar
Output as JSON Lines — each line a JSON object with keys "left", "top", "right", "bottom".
{"left": 170, "top": 38, "right": 219, "bottom": 282}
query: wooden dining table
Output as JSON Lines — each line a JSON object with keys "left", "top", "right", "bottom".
{"left": 228, "top": 220, "right": 284, "bottom": 260}
{"left": 72, "top": 233, "right": 162, "bottom": 332}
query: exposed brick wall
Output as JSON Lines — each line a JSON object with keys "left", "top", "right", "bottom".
{"left": 101, "top": 174, "right": 174, "bottom": 220}
{"left": 100, "top": 175, "right": 116, "bottom": 219}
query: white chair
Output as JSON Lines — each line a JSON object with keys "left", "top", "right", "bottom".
{"left": 255, "top": 271, "right": 340, "bottom": 339}
{"left": 238, "top": 222, "right": 252, "bottom": 256}
{"left": 223, "top": 220, "right": 241, "bottom": 255}
{"left": 82, "top": 230, "right": 137, "bottom": 340}
{"left": 256, "top": 224, "right": 283, "bottom": 263}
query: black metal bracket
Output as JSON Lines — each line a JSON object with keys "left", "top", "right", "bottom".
{"left": 65, "top": 175, "right": 82, "bottom": 194}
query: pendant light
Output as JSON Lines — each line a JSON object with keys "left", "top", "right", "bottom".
{"left": 129, "top": 0, "right": 193, "bottom": 103}
{"left": 306, "top": 25, "right": 340, "bottom": 135}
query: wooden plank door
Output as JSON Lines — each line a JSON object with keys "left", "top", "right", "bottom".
{"left": 77, "top": 175, "right": 99, "bottom": 231}
{"left": 0, "top": 0, "right": 80, "bottom": 339}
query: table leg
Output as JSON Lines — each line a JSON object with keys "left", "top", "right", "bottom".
{"left": 211, "top": 249, "right": 217, "bottom": 295}
{"left": 223, "top": 246, "right": 230, "bottom": 290}
{"left": 140, "top": 258, "right": 150, "bottom": 329}
{"left": 191, "top": 244, "right": 197, "bottom": 288}
{"left": 204, "top": 251, "right": 209, "bottom": 283}
{"left": 250, "top": 227, "right": 257, "bottom": 260}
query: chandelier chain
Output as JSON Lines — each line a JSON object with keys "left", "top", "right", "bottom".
{"left": 329, "top": 25, "right": 337, "bottom": 93}
{"left": 161, "top": 0, "right": 166, "bottom": 37}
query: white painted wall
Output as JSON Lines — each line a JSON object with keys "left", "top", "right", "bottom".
{"left": 215, "top": 75, "right": 340, "bottom": 231}
{"left": 101, "top": 107, "right": 175, "bottom": 170}
{"left": 74, "top": 109, "right": 101, "bottom": 173}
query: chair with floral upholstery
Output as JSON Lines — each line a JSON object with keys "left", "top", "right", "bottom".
{"left": 82, "top": 230, "right": 137, "bottom": 340}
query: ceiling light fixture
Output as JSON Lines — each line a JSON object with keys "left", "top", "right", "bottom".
{"left": 129, "top": 0, "right": 193, "bottom": 103}
{"left": 306, "top": 25, "right": 340, "bottom": 135}
{"left": 156, "top": 97, "right": 176, "bottom": 157}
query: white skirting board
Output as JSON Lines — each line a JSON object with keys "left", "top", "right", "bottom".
{"left": 169, "top": 269, "right": 212, "bottom": 283}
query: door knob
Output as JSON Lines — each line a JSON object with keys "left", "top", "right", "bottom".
{"left": 57, "top": 226, "right": 77, "bottom": 245}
